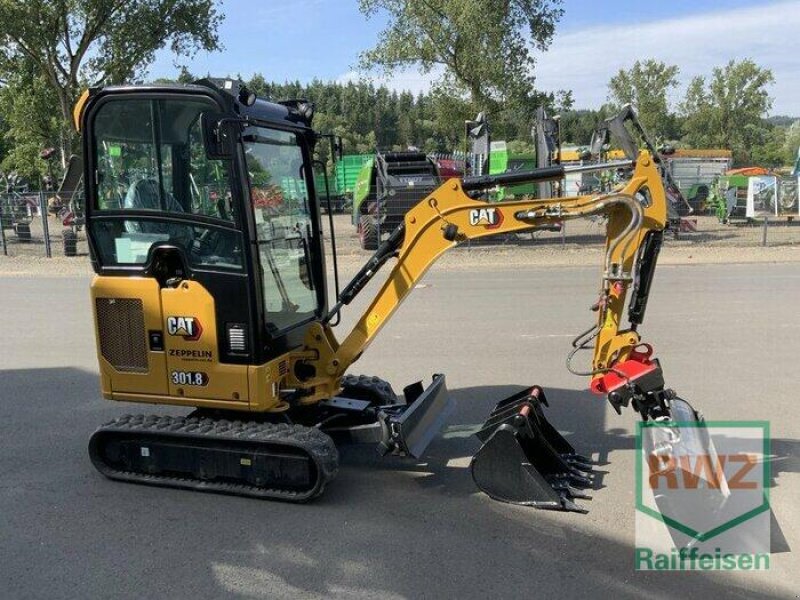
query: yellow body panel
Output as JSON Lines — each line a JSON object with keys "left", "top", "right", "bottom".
{"left": 160, "top": 280, "right": 249, "bottom": 403}
{"left": 92, "top": 276, "right": 267, "bottom": 409}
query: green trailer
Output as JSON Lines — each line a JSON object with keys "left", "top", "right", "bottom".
{"left": 337, "top": 154, "right": 372, "bottom": 196}
{"left": 488, "top": 143, "right": 536, "bottom": 200}
{"left": 310, "top": 154, "right": 372, "bottom": 213}
{"left": 329, "top": 153, "right": 371, "bottom": 212}
{"left": 351, "top": 157, "right": 374, "bottom": 225}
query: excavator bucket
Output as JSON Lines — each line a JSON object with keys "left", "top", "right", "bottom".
{"left": 470, "top": 386, "right": 595, "bottom": 512}
{"left": 643, "top": 397, "right": 731, "bottom": 542}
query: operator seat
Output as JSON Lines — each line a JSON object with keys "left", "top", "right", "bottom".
{"left": 124, "top": 178, "right": 183, "bottom": 213}
{"left": 124, "top": 179, "right": 184, "bottom": 234}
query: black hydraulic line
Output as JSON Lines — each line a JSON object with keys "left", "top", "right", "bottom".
{"left": 324, "top": 223, "right": 405, "bottom": 322}
{"left": 461, "top": 165, "right": 566, "bottom": 191}
{"left": 628, "top": 230, "right": 663, "bottom": 326}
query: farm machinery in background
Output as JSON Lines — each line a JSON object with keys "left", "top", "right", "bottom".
{"left": 0, "top": 171, "right": 35, "bottom": 244}
{"left": 350, "top": 109, "right": 568, "bottom": 250}
{"left": 296, "top": 149, "right": 373, "bottom": 216}
{"left": 710, "top": 167, "right": 799, "bottom": 224}
{"left": 40, "top": 147, "right": 86, "bottom": 256}
{"left": 51, "top": 155, "right": 85, "bottom": 256}
{"left": 352, "top": 150, "right": 442, "bottom": 249}
{"left": 347, "top": 107, "right": 694, "bottom": 250}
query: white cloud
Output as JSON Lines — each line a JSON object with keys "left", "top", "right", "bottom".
{"left": 534, "top": 0, "right": 800, "bottom": 114}
{"left": 341, "top": 1, "right": 800, "bottom": 115}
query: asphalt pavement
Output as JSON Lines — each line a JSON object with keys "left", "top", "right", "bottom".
{"left": 1, "top": 262, "right": 798, "bottom": 598}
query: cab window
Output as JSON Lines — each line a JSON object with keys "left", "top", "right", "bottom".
{"left": 90, "top": 97, "right": 242, "bottom": 269}
{"left": 93, "top": 98, "right": 233, "bottom": 218}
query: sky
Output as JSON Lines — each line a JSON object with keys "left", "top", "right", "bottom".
{"left": 148, "top": 0, "right": 800, "bottom": 115}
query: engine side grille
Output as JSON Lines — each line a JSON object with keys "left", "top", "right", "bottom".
{"left": 95, "top": 298, "right": 148, "bottom": 373}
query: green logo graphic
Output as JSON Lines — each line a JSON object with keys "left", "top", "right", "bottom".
{"left": 635, "top": 420, "right": 771, "bottom": 570}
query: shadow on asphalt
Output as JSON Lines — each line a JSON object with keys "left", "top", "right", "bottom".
{"left": 1, "top": 369, "right": 795, "bottom": 599}
{"left": 339, "top": 384, "right": 794, "bottom": 556}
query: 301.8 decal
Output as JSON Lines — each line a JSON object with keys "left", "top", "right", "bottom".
{"left": 170, "top": 371, "right": 209, "bottom": 386}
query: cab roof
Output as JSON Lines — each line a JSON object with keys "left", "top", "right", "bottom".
{"left": 74, "top": 78, "right": 313, "bottom": 133}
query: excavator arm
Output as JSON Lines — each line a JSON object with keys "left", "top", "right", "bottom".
{"left": 291, "top": 147, "right": 694, "bottom": 511}
{"left": 303, "top": 151, "right": 667, "bottom": 416}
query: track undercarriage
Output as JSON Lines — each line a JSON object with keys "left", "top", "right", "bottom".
{"left": 89, "top": 374, "right": 454, "bottom": 501}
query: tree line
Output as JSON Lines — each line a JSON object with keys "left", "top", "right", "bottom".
{"left": 0, "top": 1, "right": 797, "bottom": 185}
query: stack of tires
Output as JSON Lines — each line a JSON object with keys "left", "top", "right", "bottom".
{"left": 63, "top": 229, "right": 78, "bottom": 256}
{"left": 13, "top": 221, "right": 31, "bottom": 242}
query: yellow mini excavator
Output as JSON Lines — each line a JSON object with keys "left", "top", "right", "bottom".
{"left": 74, "top": 79, "right": 720, "bottom": 512}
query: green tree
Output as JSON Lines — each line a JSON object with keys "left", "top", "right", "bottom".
{"left": 357, "top": 0, "right": 563, "bottom": 110}
{"left": 0, "top": 106, "right": 9, "bottom": 166}
{"left": 783, "top": 120, "right": 800, "bottom": 167}
{"left": 749, "top": 124, "right": 787, "bottom": 168}
{"left": 558, "top": 107, "right": 612, "bottom": 146}
{"left": 0, "top": 62, "right": 62, "bottom": 181}
{"left": 680, "top": 59, "right": 775, "bottom": 163}
{"left": 0, "top": 0, "right": 222, "bottom": 168}
{"left": 608, "top": 60, "right": 680, "bottom": 141}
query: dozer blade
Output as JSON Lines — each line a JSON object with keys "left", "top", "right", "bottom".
{"left": 387, "top": 373, "right": 454, "bottom": 458}
{"left": 325, "top": 374, "right": 454, "bottom": 459}
{"left": 471, "top": 386, "right": 594, "bottom": 512}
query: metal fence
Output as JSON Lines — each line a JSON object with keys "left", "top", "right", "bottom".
{"left": 0, "top": 191, "right": 88, "bottom": 258}
{"left": 459, "top": 213, "right": 800, "bottom": 250}
{"left": 2, "top": 189, "right": 799, "bottom": 261}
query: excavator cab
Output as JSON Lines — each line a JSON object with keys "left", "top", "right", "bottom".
{"left": 82, "top": 81, "right": 329, "bottom": 399}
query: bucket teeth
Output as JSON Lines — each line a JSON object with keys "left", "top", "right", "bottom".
{"left": 471, "top": 387, "right": 596, "bottom": 512}
{"left": 558, "top": 496, "right": 589, "bottom": 514}
{"left": 567, "top": 470, "right": 594, "bottom": 489}
{"left": 567, "top": 460, "right": 595, "bottom": 476}
{"left": 552, "top": 480, "right": 592, "bottom": 501}
{"left": 564, "top": 453, "right": 595, "bottom": 469}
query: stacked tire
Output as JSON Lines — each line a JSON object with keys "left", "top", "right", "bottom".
{"left": 63, "top": 229, "right": 77, "bottom": 256}
{"left": 358, "top": 214, "right": 379, "bottom": 250}
{"left": 14, "top": 222, "right": 31, "bottom": 242}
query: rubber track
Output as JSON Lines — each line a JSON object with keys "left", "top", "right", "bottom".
{"left": 89, "top": 414, "right": 339, "bottom": 502}
{"left": 340, "top": 374, "right": 398, "bottom": 405}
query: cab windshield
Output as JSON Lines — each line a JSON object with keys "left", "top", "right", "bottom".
{"left": 89, "top": 96, "right": 241, "bottom": 269}
{"left": 243, "top": 126, "right": 318, "bottom": 332}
